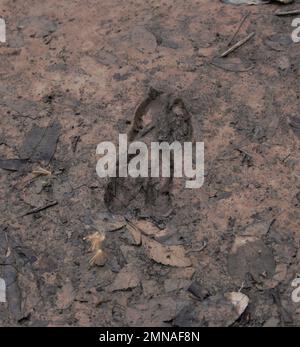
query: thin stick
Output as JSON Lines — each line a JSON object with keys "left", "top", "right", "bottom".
{"left": 227, "top": 12, "right": 250, "bottom": 47}
{"left": 220, "top": 32, "right": 255, "bottom": 58}
{"left": 22, "top": 201, "right": 58, "bottom": 216}
{"left": 275, "top": 9, "right": 300, "bottom": 17}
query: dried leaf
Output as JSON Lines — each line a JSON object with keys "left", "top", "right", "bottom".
{"left": 228, "top": 236, "right": 276, "bottom": 284}
{"left": 289, "top": 115, "right": 300, "bottom": 139}
{"left": 224, "top": 292, "right": 249, "bottom": 316}
{"left": 110, "top": 264, "right": 140, "bottom": 291}
{"left": 127, "top": 219, "right": 174, "bottom": 244}
{"left": 126, "top": 223, "right": 142, "bottom": 245}
{"left": 94, "top": 217, "right": 126, "bottom": 232}
{"left": 84, "top": 231, "right": 105, "bottom": 252}
{"left": 130, "top": 26, "right": 157, "bottom": 53}
{"left": 174, "top": 292, "right": 249, "bottom": 327}
{"left": 164, "top": 278, "right": 191, "bottom": 293}
{"left": 20, "top": 122, "right": 60, "bottom": 164}
{"left": 57, "top": 280, "right": 75, "bottom": 309}
{"left": 133, "top": 220, "right": 161, "bottom": 236}
{"left": 0, "top": 158, "right": 27, "bottom": 171}
{"left": 264, "top": 34, "right": 292, "bottom": 52}
{"left": 211, "top": 57, "right": 254, "bottom": 72}
{"left": 127, "top": 296, "right": 188, "bottom": 327}
{"left": 89, "top": 249, "right": 106, "bottom": 266}
{"left": 241, "top": 220, "right": 273, "bottom": 237}
{"left": 142, "top": 236, "right": 192, "bottom": 267}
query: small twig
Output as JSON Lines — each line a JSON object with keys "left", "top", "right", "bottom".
{"left": 220, "top": 32, "right": 255, "bottom": 58}
{"left": 227, "top": 12, "right": 250, "bottom": 47}
{"left": 238, "top": 281, "right": 245, "bottom": 293}
{"left": 235, "top": 147, "right": 252, "bottom": 157}
{"left": 22, "top": 201, "right": 58, "bottom": 216}
{"left": 281, "top": 153, "right": 291, "bottom": 163}
{"left": 266, "top": 219, "right": 276, "bottom": 235}
{"left": 275, "top": 9, "right": 300, "bottom": 17}
{"left": 32, "top": 166, "right": 52, "bottom": 177}
{"left": 137, "top": 123, "right": 156, "bottom": 139}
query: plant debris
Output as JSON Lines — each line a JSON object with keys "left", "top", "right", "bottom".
{"left": 22, "top": 200, "right": 58, "bottom": 216}
{"left": 126, "top": 218, "right": 161, "bottom": 237}
{"left": 88, "top": 249, "right": 106, "bottom": 266}
{"left": 19, "top": 122, "right": 60, "bottom": 164}
{"left": 275, "top": 9, "right": 300, "bottom": 16}
{"left": 173, "top": 292, "right": 249, "bottom": 327}
{"left": 94, "top": 217, "right": 126, "bottom": 233}
{"left": 1, "top": 0, "right": 300, "bottom": 327}
{"left": 228, "top": 236, "right": 276, "bottom": 285}
{"left": 211, "top": 57, "right": 254, "bottom": 72}
{"left": 32, "top": 166, "right": 52, "bottom": 177}
{"left": 0, "top": 158, "right": 28, "bottom": 171}
{"left": 187, "top": 281, "right": 209, "bottom": 300}
{"left": 142, "top": 236, "right": 192, "bottom": 268}
{"left": 109, "top": 264, "right": 140, "bottom": 291}
{"left": 264, "top": 34, "right": 292, "bottom": 51}
{"left": 84, "top": 231, "right": 107, "bottom": 266}
{"left": 84, "top": 231, "right": 105, "bottom": 252}
{"left": 227, "top": 12, "right": 250, "bottom": 47}
{"left": 288, "top": 115, "right": 300, "bottom": 139}
{"left": 126, "top": 223, "right": 142, "bottom": 245}
{"left": 225, "top": 292, "right": 249, "bottom": 317}
{"left": 220, "top": 32, "right": 255, "bottom": 57}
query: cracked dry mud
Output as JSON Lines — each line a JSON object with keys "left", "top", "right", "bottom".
{"left": 1, "top": 0, "right": 300, "bottom": 327}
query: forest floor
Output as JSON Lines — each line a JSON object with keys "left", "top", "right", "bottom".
{"left": 1, "top": 0, "right": 300, "bottom": 326}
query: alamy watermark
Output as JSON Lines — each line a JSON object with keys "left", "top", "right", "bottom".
{"left": 0, "top": 18, "right": 6, "bottom": 43}
{"left": 291, "top": 18, "right": 300, "bottom": 43}
{"left": 291, "top": 277, "right": 300, "bottom": 303}
{"left": 96, "top": 134, "right": 204, "bottom": 189}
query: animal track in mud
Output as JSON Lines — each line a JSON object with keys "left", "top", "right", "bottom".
{"left": 104, "top": 87, "right": 193, "bottom": 219}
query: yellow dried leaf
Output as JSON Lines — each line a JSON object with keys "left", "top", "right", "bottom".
{"left": 89, "top": 249, "right": 106, "bottom": 266}
{"left": 84, "top": 231, "right": 105, "bottom": 252}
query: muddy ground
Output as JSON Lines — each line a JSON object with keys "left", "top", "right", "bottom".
{"left": 1, "top": 0, "right": 300, "bottom": 327}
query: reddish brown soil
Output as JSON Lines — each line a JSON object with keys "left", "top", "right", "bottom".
{"left": 1, "top": 0, "right": 300, "bottom": 326}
